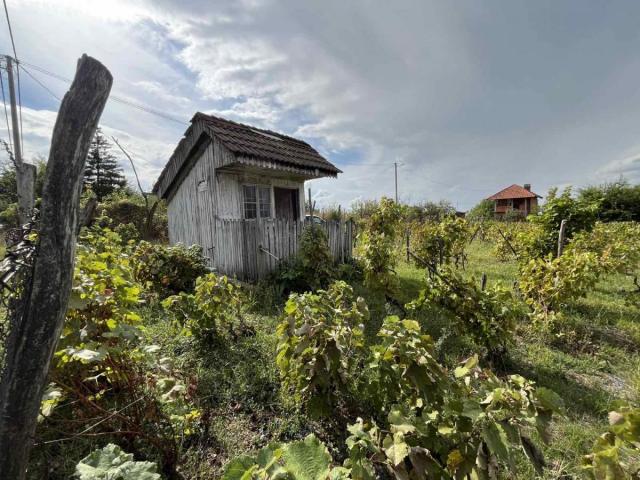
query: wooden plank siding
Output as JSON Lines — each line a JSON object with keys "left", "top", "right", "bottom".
{"left": 209, "top": 218, "right": 354, "bottom": 281}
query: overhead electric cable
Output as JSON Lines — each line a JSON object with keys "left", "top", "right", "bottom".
{"left": 20, "top": 65, "right": 61, "bottom": 102}
{"left": 0, "top": 68, "right": 13, "bottom": 151}
{"left": 17, "top": 59, "right": 188, "bottom": 125}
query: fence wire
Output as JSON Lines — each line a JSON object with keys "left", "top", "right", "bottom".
{"left": 0, "top": 211, "right": 38, "bottom": 368}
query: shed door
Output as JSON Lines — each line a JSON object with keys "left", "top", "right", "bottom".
{"left": 274, "top": 187, "right": 299, "bottom": 221}
{"left": 197, "top": 178, "right": 215, "bottom": 265}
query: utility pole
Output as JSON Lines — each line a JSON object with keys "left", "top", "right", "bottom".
{"left": 394, "top": 161, "right": 398, "bottom": 203}
{"left": 5, "top": 55, "right": 35, "bottom": 224}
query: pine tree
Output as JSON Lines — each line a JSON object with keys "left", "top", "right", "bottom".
{"left": 84, "top": 128, "right": 126, "bottom": 200}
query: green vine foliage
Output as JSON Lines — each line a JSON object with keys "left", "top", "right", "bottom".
{"left": 410, "top": 216, "right": 470, "bottom": 269}
{"left": 518, "top": 250, "right": 601, "bottom": 325}
{"left": 582, "top": 404, "right": 640, "bottom": 479}
{"left": 162, "top": 272, "right": 245, "bottom": 341}
{"left": 368, "top": 317, "right": 446, "bottom": 412}
{"left": 257, "top": 309, "right": 563, "bottom": 479}
{"left": 132, "top": 240, "right": 208, "bottom": 297}
{"left": 357, "top": 197, "right": 404, "bottom": 294}
{"left": 491, "top": 221, "right": 547, "bottom": 263}
{"left": 566, "top": 221, "right": 640, "bottom": 276}
{"left": 345, "top": 360, "right": 562, "bottom": 480}
{"left": 275, "top": 224, "right": 336, "bottom": 294}
{"left": 529, "top": 187, "right": 599, "bottom": 256}
{"left": 275, "top": 281, "right": 368, "bottom": 417}
{"left": 40, "top": 228, "right": 200, "bottom": 476}
{"left": 408, "top": 268, "right": 523, "bottom": 356}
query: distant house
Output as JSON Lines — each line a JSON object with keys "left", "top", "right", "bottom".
{"left": 487, "top": 184, "right": 541, "bottom": 217}
{"left": 153, "top": 112, "right": 351, "bottom": 280}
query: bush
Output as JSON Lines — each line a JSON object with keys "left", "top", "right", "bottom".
{"left": 466, "top": 198, "right": 495, "bottom": 222}
{"left": 529, "top": 187, "right": 599, "bottom": 256}
{"left": 408, "top": 267, "right": 523, "bottom": 357}
{"left": 519, "top": 250, "right": 601, "bottom": 325}
{"left": 583, "top": 403, "right": 640, "bottom": 479}
{"left": 100, "top": 190, "right": 168, "bottom": 241}
{"left": 162, "top": 272, "right": 244, "bottom": 341}
{"left": 566, "top": 221, "right": 640, "bottom": 276}
{"left": 276, "top": 281, "right": 368, "bottom": 417}
{"left": 410, "top": 216, "right": 469, "bottom": 270}
{"left": 579, "top": 179, "right": 640, "bottom": 222}
{"left": 36, "top": 228, "right": 199, "bottom": 478}
{"left": 357, "top": 197, "right": 404, "bottom": 293}
{"left": 132, "top": 241, "right": 208, "bottom": 297}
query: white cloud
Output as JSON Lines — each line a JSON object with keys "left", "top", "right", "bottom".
{"left": 6, "top": 0, "right": 640, "bottom": 210}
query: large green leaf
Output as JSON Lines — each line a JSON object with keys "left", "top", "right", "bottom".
{"left": 74, "top": 444, "right": 160, "bottom": 480}
{"left": 281, "top": 434, "right": 332, "bottom": 480}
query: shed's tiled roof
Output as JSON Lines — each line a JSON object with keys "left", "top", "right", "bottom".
{"left": 152, "top": 113, "right": 340, "bottom": 198}
{"left": 195, "top": 112, "right": 340, "bottom": 175}
{"left": 487, "top": 184, "right": 541, "bottom": 200}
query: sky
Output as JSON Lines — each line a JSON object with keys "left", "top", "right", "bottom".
{"left": 2, "top": 0, "right": 640, "bottom": 211}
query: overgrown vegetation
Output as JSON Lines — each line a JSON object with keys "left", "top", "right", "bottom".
{"left": 14, "top": 185, "right": 640, "bottom": 479}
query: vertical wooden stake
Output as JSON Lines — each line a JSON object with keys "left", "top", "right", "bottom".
{"left": 406, "top": 230, "right": 410, "bottom": 263}
{"left": 557, "top": 219, "right": 567, "bottom": 258}
{"left": 0, "top": 55, "right": 112, "bottom": 479}
{"left": 481, "top": 272, "right": 487, "bottom": 291}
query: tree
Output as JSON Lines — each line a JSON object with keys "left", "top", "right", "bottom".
{"left": 84, "top": 128, "right": 126, "bottom": 200}
{"left": 579, "top": 178, "right": 640, "bottom": 222}
{"left": 466, "top": 198, "right": 495, "bottom": 221}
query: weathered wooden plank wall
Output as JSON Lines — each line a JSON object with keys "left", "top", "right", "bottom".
{"left": 209, "top": 218, "right": 354, "bottom": 281}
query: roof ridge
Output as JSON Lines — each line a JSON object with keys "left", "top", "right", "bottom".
{"left": 193, "top": 112, "right": 310, "bottom": 147}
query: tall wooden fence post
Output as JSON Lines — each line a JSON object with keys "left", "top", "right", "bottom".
{"left": 0, "top": 55, "right": 112, "bottom": 479}
{"left": 557, "top": 219, "right": 567, "bottom": 258}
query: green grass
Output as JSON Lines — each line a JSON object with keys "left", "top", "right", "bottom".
{"left": 147, "top": 238, "right": 639, "bottom": 479}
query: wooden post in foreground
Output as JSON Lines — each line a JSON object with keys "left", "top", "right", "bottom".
{"left": 557, "top": 219, "right": 567, "bottom": 258}
{"left": 0, "top": 55, "right": 112, "bottom": 479}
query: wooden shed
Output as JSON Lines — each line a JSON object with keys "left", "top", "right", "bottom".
{"left": 153, "top": 112, "right": 351, "bottom": 280}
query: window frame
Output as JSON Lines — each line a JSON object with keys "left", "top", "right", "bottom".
{"left": 242, "top": 184, "right": 272, "bottom": 219}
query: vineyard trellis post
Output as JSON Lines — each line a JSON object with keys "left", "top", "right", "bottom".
{"left": 557, "top": 219, "right": 567, "bottom": 257}
{"left": 0, "top": 55, "right": 112, "bottom": 479}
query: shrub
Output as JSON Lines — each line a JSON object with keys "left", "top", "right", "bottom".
{"left": 466, "top": 198, "right": 495, "bottom": 222}
{"left": 368, "top": 316, "right": 446, "bottom": 411}
{"left": 100, "top": 190, "right": 168, "bottom": 241}
{"left": 38, "top": 228, "right": 199, "bottom": 477}
{"left": 582, "top": 404, "right": 640, "bottom": 479}
{"left": 579, "top": 179, "right": 640, "bottom": 222}
{"left": 357, "top": 198, "right": 404, "bottom": 293}
{"left": 408, "top": 267, "right": 522, "bottom": 357}
{"left": 281, "top": 225, "right": 335, "bottom": 290}
{"left": 162, "top": 272, "right": 244, "bottom": 341}
{"left": 519, "top": 250, "right": 601, "bottom": 325}
{"left": 276, "top": 281, "right": 368, "bottom": 417}
{"left": 566, "top": 221, "right": 640, "bottom": 276}
{"left": 529, "top": 187, "right": 599, "bottom": 256}
{"left": 346, "top": 361, "right": 562, "bottom": 479}
{"left": 228, "top": 317, "right": 563, "bottom": 479}
{"left": 492, "top": 221, "right": 546, "bottom": 262}
{"left": 132, "top": 241, "right": 208, "bottom": 297}
{"left": 410, "top": 216, "right": 470, "bottom": 270}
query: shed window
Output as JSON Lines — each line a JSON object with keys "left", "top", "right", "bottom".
{"left": 243, "top": 185, "right": 271, "bottom": 219}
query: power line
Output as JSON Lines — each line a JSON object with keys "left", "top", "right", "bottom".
{"left": 2, "top": 0, "right": 23, "bottom": 152}
{"left": 2, "top": 0, "right": 17, "bottom": 60}
{"left": 17, "top": 59, "right": 188, "bottom": 126}
{"left": 0, "top": 68, "right": 12, "bottom": 151}
{"left": 20, "top": 65, "right": 61, "bottom": 102}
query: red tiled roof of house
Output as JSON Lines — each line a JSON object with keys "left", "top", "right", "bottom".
{"left": 487, "top": 184, "right": 541, "bottom": 200}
